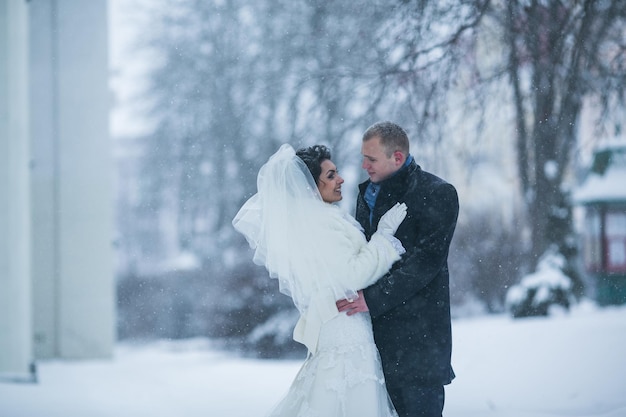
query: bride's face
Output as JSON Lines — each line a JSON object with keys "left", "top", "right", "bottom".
{"left": 317, "top": 159, "right": 344, "bottom": 203}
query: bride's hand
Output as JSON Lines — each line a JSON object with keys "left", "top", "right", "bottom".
{"left": 378, "top": 202, "right": 407, "bottom": 235}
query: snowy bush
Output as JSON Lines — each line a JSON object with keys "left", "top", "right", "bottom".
{"left": 449, "top": 210, "right": 526, "bottom": 314}
{"left": 505, "top": 248, "right": 573, "bottom": 318}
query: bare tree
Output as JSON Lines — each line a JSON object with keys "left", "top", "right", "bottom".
{"left": 376, "top": 0, "right": 626, "bottom": 306}
{"left": 499, "top": 0, "right": 626, "bottom": 296}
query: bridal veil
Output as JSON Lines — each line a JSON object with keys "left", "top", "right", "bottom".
{"left": 232, "top": 144, "right": 359, "bottom": 351}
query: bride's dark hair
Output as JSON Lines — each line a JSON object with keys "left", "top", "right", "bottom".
{"left": 295, "top": 145, "right": 331, "bottom": 185}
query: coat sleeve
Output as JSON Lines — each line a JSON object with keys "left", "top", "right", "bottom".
{"left": 323, "top": 214, "right": 403, "bottom": 297}
{"left": 365, "top": 182, "right": 459, "bottom": 318}
{"left": 292, "top": 212, "right": 402, "bottom": 354}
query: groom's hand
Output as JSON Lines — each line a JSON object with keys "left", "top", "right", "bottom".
{"left": 336, "top": 290, "right": 369, "bottom": 316}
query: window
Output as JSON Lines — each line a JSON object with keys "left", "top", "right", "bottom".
{"left": 605, "top": 210, "right": 626, "bottom": 273}
{"left": 583, "top": 208, "right": 602, "bottom": 272}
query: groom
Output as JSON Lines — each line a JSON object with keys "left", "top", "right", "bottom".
{"left": 337, "top": 121, "right": 459, "bottom": 417}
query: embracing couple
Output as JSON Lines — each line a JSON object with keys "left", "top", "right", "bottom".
{"left": 233, "top": 121, "right": 459, "bottom": 417}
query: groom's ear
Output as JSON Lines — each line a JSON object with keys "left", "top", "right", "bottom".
{"left": 393, "top": 150, "right": 405, "bottom": 166}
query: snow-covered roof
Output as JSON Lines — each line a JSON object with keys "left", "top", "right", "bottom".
{"left": 573, "top": 142, "right": 626, "bottom": 204}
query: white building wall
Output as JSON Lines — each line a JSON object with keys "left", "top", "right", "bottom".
{"left": 0, "top": 0, "right": 33, "bottom": 378}
{"left": 29, "top": 0, "right": 114, "bottom": 359}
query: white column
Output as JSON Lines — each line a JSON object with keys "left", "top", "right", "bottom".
{"left": 0, "top": 0, "right": 33, "bottom": 379}
{"left": 30, "top": 0, "right": 114, "bottom": 359}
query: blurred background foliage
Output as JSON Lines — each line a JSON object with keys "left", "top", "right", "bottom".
{"left": 111, "top": 0, "right": 626, "bottom": 357}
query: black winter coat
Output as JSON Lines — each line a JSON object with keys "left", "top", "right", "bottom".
{"left": 357, "top": 159, "right": 459, "bottom": 387}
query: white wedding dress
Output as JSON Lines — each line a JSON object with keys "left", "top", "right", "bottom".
{"left": 266, "top": 312, "right": 398, "bottom": 417}
{"left": 232, "top": 144, "right": 402, "bottom": 417}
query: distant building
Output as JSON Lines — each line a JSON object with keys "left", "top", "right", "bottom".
{"left": 1, "top": 0, "right": 113, "bottom": 381}
{"left": 574, "top": 141, "right": 626, "bottom": 305}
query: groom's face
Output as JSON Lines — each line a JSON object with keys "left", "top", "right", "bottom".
{"left": 361, "top": 136, "right": 402, "bottom": 183}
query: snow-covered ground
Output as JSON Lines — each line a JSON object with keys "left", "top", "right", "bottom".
{"left": 1, "top": 302, "right": 625, "bottom": 417}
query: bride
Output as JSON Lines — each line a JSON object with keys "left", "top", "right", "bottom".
{"left": 232, "top": 144, "right": 406, "bottom": 417}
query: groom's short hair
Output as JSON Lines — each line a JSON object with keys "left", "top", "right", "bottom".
{"left": 363, "top": 121, "right": 409, "bottom": 158}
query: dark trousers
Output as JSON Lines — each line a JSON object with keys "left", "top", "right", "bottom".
{"left": 388, "top": 383, "right": 445, "bottom": 417}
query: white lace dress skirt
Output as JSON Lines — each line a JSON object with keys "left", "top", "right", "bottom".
{"left": 266, "top": 312, "right": 398, "bottom": 417}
